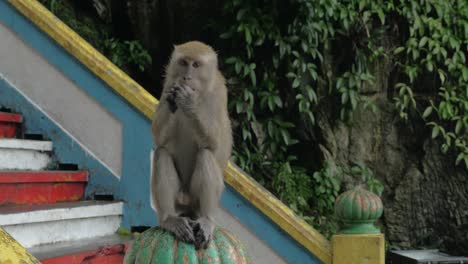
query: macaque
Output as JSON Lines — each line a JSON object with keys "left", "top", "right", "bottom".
{"left": 151, "top": 41, "right": 232, "bottom": 249}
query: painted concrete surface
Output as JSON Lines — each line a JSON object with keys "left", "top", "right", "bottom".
{"left": 332, "top": 234, "right": 385, "bottom": 264}
{"left": 0, "top": 201, "right": 123, "bottom": 248}
{"left": 0, "top": 170, "right": 88, "bottom": 205}
{"left": 5, "top": 216, "right": 122, "bottom": 248}
{"left": 0, "top": 149, "right": 50, "bottom": 170}
{"left": 0, "top": 4, "right": 154, "bottom": 228}
{"left": 0, "top": 138, "right": 52, "bottom": 150}
{"left": 29, "top": 234, "right": 132, "bottom": 260}
{"left": 0, "top": 201, "right": 123, "bottom": 225}
{"left": 0, "top": 138, "right": 52, "bottom": 170}
{"left": 215, "top": 208, "right": 287, "bottom": 264}
{"left": 222, "top": 185, "right": 323, "bottom": 264}
{"left": 0, "top": 74, "right": 122, "bottom": 205}
{"left": 0, "top": 21, "right": 123, "bottom": 176}
{"left": 0, "top": 74, "right": 131, "bottom": 223}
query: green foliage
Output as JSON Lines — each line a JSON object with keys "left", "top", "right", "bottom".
{"left": 38, "top": 0, "right": 151, "bottom": 74}
{"left": 219, "top": 0, "right": 467, "bottom": 189}
{"left": 392, "top": 0, "right": 468, "bottom": 167}
{"left": 272, "top": 159, "right": 313, "bottom": 213}
{"left": 217, "top": 0, "right": 394, "bottom": 235}
{"left": 309, "top": 161, "right": 342, "bottom": 238}
{"left": 102, "top": 38, "right": 152, "bottom": 71}
{"left": 312, "top": 161, "right": 342, "bottom": 216}
{"left": 39, "top": 0, "right": 107, "bottom": 50}
{"left": 348, "top": 161, "right": 384, "bottom": 196}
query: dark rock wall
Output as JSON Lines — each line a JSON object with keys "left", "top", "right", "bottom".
{"left": 312, "top": 51, "right": 468, "bottom": 254}
{"left": 121, "top": 0, "right": 222, "bottom": 96}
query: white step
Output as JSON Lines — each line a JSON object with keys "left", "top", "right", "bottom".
{"left": 29, "top": 234, "right": 132, "bottom": 260}
{"left": 0, "top": 138, "right": 53, "bottom": 170}
{"left": 0, "top": 201, "right": 123, "bottom": 248}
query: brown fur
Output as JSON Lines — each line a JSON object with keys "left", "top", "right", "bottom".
{"left": 151, "top": 41, "right": 232, "bottom": 249}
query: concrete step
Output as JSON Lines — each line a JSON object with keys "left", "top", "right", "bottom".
{"left": 0, "top": 111, "right": 22, "bottom": 138}
{"left": 0, "top": 171, "right": 88, "bottom": 205}
{"left": 0, "top": 138, "right": 53, "bottom": 170}
{"left": 30, "top": 234, "right": 132, "bottom": 264}
{"left": 0, "top": 201, "right": 123, "bottom": 248}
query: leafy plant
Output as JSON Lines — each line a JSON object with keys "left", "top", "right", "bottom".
{"left": 307, "top": 160, "right": 342, "bottom": 238}
{"left": 312, "top": 161, "right": 342, "bottom": 215}
{"left": 102, "top": 38, "right": 152, "bottom": 71}
{"left": 392, "top": 0, "right": 468, "bottom": 167}
{"left": 346, "top": 161, "right": 384, "bottom": 196}
{"left": 272, "top": 159, "right": 313, "bottom": 213}
{"left": 39, "top": 0, "right": 107, "bottom": 50}
{"left": 39, "top": 0, "right": 152, "bottom": 74}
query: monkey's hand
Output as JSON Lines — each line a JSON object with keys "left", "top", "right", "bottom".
{"left": 190, "top": 217, "right": 214, "bottom": 250}
{"left": 166, "top": 86, "right": 178, "bottom": 113}
{"left": 173, "top": 84, "right": 197, "bottom": 116}
{"left": 160, "top": 216, "right": 195, "bottom": 243}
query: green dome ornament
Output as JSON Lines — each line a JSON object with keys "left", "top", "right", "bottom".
{"left": 124, "top": 227, "right": 250, "bottom": 264}
{"left": 335, "top": 186, "right": 383, "bottom": 234}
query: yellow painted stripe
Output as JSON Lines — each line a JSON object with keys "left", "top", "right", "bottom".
{"left": 0, "top": 227, "right": 40, "bottom": 264}
{"left": 8, "top": 1, "right": 332, "bottom": 262}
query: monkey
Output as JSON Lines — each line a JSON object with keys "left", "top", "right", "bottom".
{"left": 151, "top": 41, "right": 232, "bottom": 250}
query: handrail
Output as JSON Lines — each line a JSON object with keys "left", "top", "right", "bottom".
{"left": 7, "top": 1, "right": 332, "bottom": 262}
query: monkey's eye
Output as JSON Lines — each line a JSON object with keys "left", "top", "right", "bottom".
{"left": 179, "top": 59, "right": 188, "bottom": 66}
{"left": 193, "top": 61, "right": 200, "bottom": 68}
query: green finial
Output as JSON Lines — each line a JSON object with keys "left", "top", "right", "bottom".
{"left": 335, "top": 186, "right": 383, "bottom": 234}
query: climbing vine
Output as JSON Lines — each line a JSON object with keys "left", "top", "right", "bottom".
{"left": 392, "top": 1, "right": 467, "bottom": 166}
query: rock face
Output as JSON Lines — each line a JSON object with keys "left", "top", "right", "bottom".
{"left": 312, "top": 72, "right": 468, "bottom": 255}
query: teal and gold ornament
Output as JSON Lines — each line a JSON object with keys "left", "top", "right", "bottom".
{"left": 124, "top": 227, "right": 250, "bottom": 264}
{"left": 335, "top": 186, "right": 383, "bottom": 234}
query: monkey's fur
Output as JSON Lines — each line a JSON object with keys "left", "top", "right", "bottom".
{"left": 151, "top": 41, "right": 232, "bottom": 249}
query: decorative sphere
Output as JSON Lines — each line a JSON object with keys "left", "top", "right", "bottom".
{"left": 335, "top": 186, "right": 383, "bottom": 234}
{"left": 124, "top": 227, "right": 250, "bottom": 264}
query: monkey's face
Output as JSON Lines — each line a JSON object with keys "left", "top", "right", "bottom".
{"left": 167, "top": 42, "right": 218, "bottom": 92}
{"left": 172, "top": 56, "right": 216, "bottom": 91}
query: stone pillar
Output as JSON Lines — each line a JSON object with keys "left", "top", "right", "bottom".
{"left": 332, "top": 187, "right": 385, "bottom": 264}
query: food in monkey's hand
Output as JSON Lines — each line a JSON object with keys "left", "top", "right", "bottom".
{"left": 166, "top": 86, "right": 179, "bottom": 113}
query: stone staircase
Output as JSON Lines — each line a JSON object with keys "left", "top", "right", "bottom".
{"left": 0, "top": 110, "right": 129, "bottom": 263}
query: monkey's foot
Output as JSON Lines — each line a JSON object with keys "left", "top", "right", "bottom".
{"left": 190, "top": 217, "right": 214, "bottom": 250}
{"left": 161, "top": 216, "right": 195, "bottom": 243}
